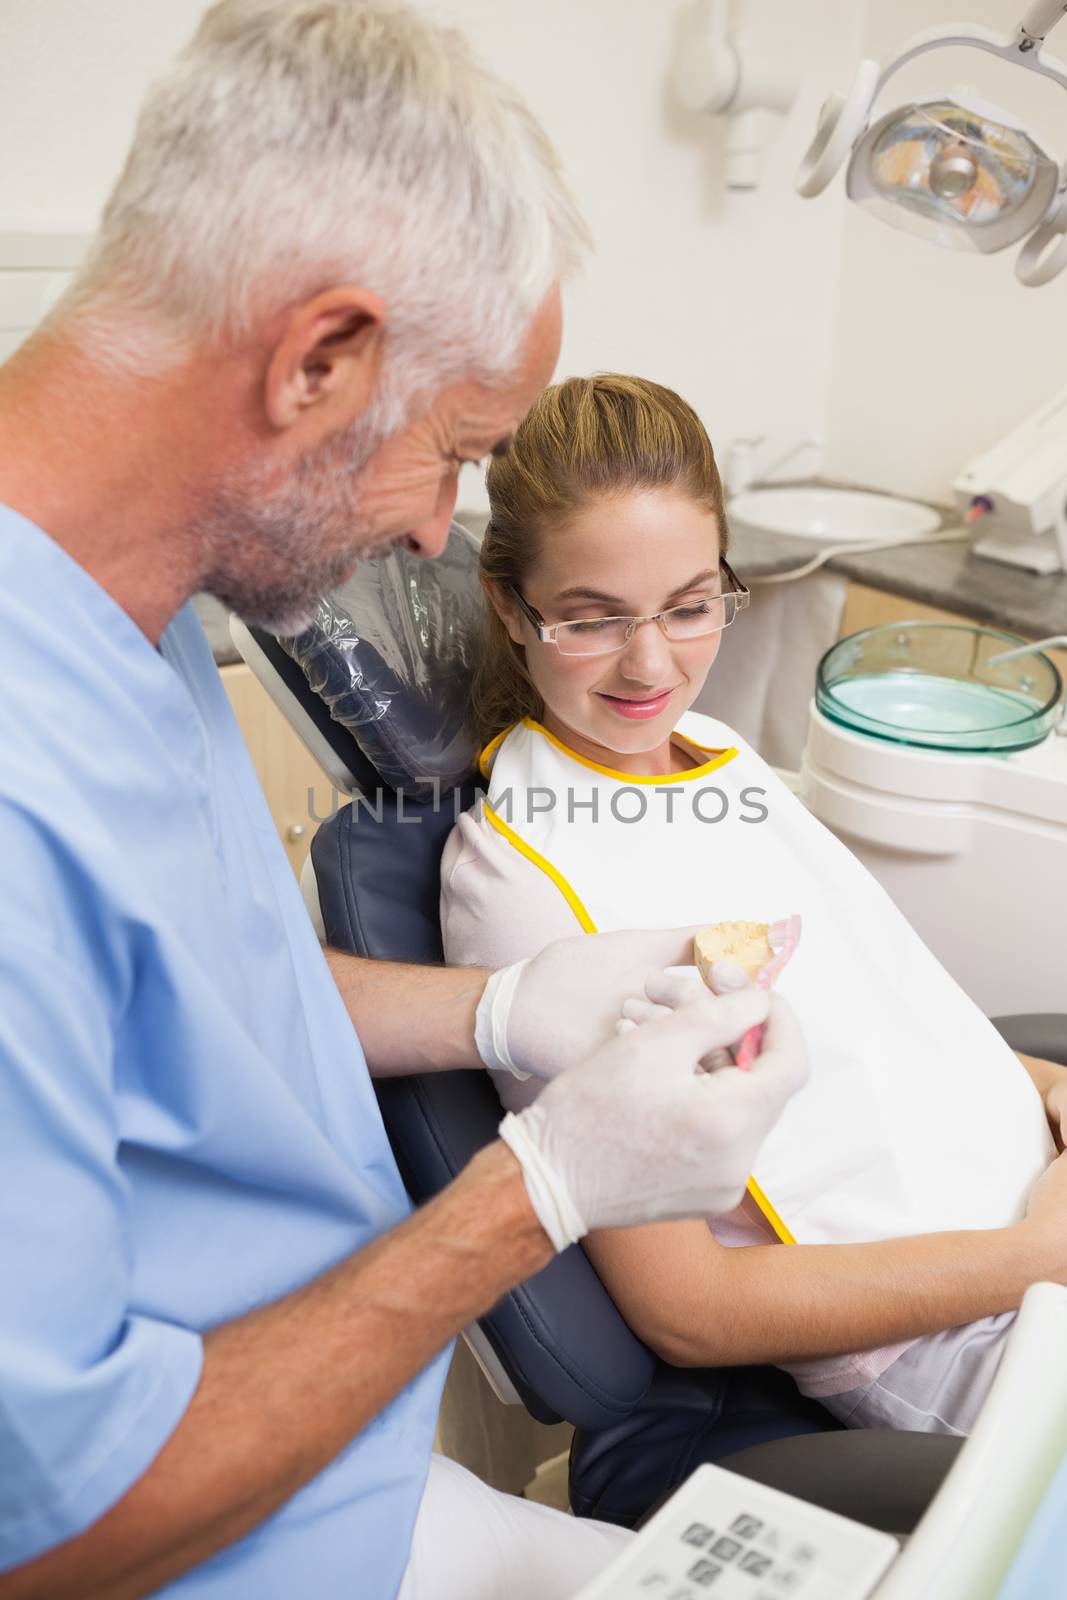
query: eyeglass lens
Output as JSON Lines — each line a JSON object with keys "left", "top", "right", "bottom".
{"left": 555, "top": 595, "right": 739, "bottom": 657}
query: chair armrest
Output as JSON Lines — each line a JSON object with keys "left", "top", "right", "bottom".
{"left": 717, "top": 1429, "right": 963, "bottom": 1534}
{"left": 992, "top": 1014, "right": 1067, "bottom": 1067}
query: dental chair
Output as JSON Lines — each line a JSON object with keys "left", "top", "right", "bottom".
{"left": 228, "top": 522, "right": 1067, "bottom": 1534}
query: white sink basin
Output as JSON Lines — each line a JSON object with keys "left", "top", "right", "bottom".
{"left": 728, "top": 486, "right": 941, "bottom": 544}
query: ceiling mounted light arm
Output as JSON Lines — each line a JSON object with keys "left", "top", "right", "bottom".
{"left": 673, "top": 0, "right": 800, "bottom": 190}
{"left": 867, "top": 18, "right": 1067, "bottom": 97}
{"left": 1019, "top": 0, "right": 1067, "bottom": 49}
{"left": 797, "top": 5, "right": 1067, "bottom": 285}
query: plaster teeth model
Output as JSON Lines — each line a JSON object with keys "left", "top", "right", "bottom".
{"left": 694, "top": 920, "right": 774, "bottom": 985}
{"left": 694, "top": 916, "right": 803, "bottom": 1069}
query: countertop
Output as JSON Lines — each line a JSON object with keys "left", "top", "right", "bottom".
{"left": 195, "top": 498, "right": 1067, "bottom": 667}
{"left": 728, "top": 518, "right": 1067, "bottom": 642}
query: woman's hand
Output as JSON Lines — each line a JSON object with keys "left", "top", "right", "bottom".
{"left": 1023, "top": 1150, "right": 1067, "bottom": 1280}
{"left": 1044, "top": 1073, "right": 1067, "bottom": 1153}
{"left": 1014, "top": 1052, "right": 1067, "bottom": 1151}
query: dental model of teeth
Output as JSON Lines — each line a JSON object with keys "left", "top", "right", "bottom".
{"left": 694, "top": 917, "right": 802, "bottom": 1068}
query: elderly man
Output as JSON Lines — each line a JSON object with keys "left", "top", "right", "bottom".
{"left": 0, "top": 4, "right": 806, "bottom": 1598}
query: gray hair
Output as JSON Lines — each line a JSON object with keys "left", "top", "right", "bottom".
{"left": 54, "top": 0, "right": 588, "bottom": 400}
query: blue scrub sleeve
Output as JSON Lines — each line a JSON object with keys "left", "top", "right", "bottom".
{"left": 0, "top": 934, "right": 204, "bottom": 1571}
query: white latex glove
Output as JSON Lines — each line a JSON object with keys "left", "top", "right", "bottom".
{"left": 498, "top": 988, "right": 808, "bottom": 1250}
{"left": 619, "top": 959, "right": 753, "bottom": 1022}
{"left": 619, "top": 960, "right": 753, "bottom": 1068}
{"left": 475, "top": 925, "right": 706, "bottom": 1082}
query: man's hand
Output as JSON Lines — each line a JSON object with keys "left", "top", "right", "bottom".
{"left": 498, "top": 988, "right": 809, "bottom": 1249}
{"left": 475, "top": 925, "right": 707, "bottom": 1080}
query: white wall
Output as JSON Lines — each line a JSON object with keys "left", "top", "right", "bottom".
{"left": 0, "top": 1, "right": 207, "bottom": 229}
{"left": 822, "top": 0, "right": 1067, "bottom": 501}
{"left": 0, "top": 0, "right": 862, "bottom": 511}
{"left": 425, "top": 0, "right": 863, "bottom": 508}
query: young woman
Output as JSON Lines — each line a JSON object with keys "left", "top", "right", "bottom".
{"left": 440, "top": 373, "right": 1067, "bottom": 1436}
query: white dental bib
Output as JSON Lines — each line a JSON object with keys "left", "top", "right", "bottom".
{"left": 481, "top": 714, "right": 1053, "bottom": 1246}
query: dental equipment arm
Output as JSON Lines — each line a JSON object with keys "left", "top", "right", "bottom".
{"left": 0, "top": 992, "right": 807, "bottom": 1600}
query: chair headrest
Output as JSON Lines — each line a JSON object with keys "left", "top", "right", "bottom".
{"left": 282, "top": 520, "right": 484, "bottom": 800}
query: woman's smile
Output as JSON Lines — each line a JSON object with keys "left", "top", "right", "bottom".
{"left": 595, "top": 685, "right": 679, "bottom": 721}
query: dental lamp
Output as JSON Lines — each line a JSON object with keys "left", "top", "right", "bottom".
{"left": 796, "top": 1, "right": 1067, "bottom": 286}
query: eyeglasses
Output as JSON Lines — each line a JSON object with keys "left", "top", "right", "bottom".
{"left": 507, "top": 559, "right": 750, "bottom": 658}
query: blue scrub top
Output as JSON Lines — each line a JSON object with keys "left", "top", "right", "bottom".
{"left": 0, "top": 507, "right": 449, "bottom": 1595}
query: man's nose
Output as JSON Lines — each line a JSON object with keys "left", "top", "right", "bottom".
{"left": 407, "top": 474, "right": 459, "bottom": 560}
{"left": 617, "top": 618, "right": 672, "bottom": 682}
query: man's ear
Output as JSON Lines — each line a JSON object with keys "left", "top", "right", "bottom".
{"left": 264, "top": 286, "right": 386, "bottom": 431}
{"left": 484, "top": 577, "right": 525, "bottom": 647}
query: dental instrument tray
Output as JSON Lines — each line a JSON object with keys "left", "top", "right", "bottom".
{"left": 816, "top": 623, "right": 1063, "bottom": 754}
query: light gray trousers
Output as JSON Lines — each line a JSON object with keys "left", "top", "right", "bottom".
{"left": 397, "top": 1453, "right": 630, "bottom": 1600}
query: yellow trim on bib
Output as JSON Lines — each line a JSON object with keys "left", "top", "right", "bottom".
{"left": 478, "top": 726, "right": 512, "bottom": 781}
{"left": 744, "top": 1176, "right": 796, "bottom": 1245}
{"left": 482, "top": 777, "right": 792, "bottom": 1245}
{"left": 482, "top": 801, "right": 597, "bottom": 934}
{"left": 522, "top": 717, "right": 739, "bottom": 785}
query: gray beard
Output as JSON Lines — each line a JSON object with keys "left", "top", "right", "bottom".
{"left": 195, "top": 408, "right": 400, "bottom": 636}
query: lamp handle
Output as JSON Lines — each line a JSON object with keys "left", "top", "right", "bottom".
{"left": 795, "top": 58, "right": 879, "bottom": 198}
{"left": 1016, "top": 187, "right": 1067, "bottom": 284}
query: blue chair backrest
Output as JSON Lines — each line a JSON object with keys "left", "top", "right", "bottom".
{"left": 262, "top": 524, "right": 656, "bottom": 1428}
{"left": 310, "top": 791, "right": 656, "bottom": 1427}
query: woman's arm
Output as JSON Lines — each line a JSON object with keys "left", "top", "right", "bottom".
{"left": 583, "top": 1154, "right": 1067, "bottom": 1369}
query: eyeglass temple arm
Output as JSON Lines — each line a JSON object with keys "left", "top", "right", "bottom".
{"left": 507, "top": 584, "right": 547, "bottom": 631}
{"left": 721, "top": 557, "right": 750, "bottom": 597}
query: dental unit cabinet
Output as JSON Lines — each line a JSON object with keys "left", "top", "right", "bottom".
{"left": 800, "top": 620, "right": 1067, "bottom": 1019}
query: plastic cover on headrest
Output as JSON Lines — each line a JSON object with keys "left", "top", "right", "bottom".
{"left": 282, "top": 521, "right": 484, "bottom": 800}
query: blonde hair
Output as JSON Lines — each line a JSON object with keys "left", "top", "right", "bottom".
{"left": 471, "top": 373, "right": 729, "bottom": 749}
